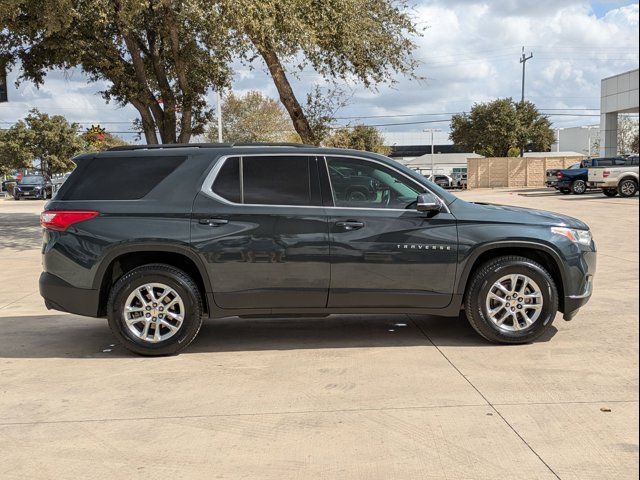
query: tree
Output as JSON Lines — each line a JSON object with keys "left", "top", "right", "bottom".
{"left": 631, "top": 133, "right": 639, "bottom": 154}
{"left": 0, "top": 109, "right": 84, "bottom": 178}
{"left": 450, "top": 99, "right": 554, "bottom": 157}
{"left": 618, "top": 116, "right": 639, "bottom": 155}
{"left": 2, "top": 1, "right": 420, "bottom": 145}
{"left": 1, "top": 1, "right": 233, "bottom": 144}
{"left": 206, "top": 91, "right": 295, "bottom": 143}
{"left": 303, "top": 86, "right": 351, "bottom": 145}
{"left": 325, "top": 125, "right": 390, "bottom": 155}
{"left": 81, "top": 126, "right": 128, "bottom": 152}
{"left": 224, "top": 0, "right": 420, "bottom": 144}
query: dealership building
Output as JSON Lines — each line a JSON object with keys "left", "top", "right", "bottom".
{"left": 600, "top": 69, "right": 639, "bottom": 156}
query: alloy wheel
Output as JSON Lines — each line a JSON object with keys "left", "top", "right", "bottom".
{"left": 123, "top": 283, "right": 185, "bottom": 343}
{"left": 485, "top": 274, "right": 544, "bottom": 332}
{"left": 620, "top": 180, "right": 637, "bottom": 196}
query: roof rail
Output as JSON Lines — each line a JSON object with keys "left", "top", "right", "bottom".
{"left": 107, "top": 142, "right": 315, "bottom": 152}
{"left": 107, "top": 143, "right": 233, "bottom": 151}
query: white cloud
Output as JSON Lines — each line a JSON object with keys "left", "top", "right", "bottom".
{"left": 1, "top": 0, "right": 638, "bottom": 141}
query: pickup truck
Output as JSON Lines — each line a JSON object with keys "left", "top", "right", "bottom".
{"left": 556, "top": 157, "right": 627, "bottom": 195}
{"left": 588, "top": 155, "right": 639, "bottom": 197}
{"left": 546, "top": 163, "right": 580, "bottom": 188}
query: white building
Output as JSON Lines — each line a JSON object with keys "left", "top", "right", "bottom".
{"left": 398, "top": 152, "right": 484, "bottom": 177}
{"left": 550, "top": 126, "right": 600, "bottom": 156}
{"left": 600, "top": 69, "right": 639, "bottom": 156}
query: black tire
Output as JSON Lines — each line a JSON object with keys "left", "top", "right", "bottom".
{"left": 14, "top": 195, "right": 20, "bottom": 201}
{"left": 465, "top": 256, "right": 558, "bottom": 344}
{"left": 603, "top": 188, "right": 618, "bottom": 197}
{"left": 618, "top": 178, "right": 638, "bottom": 198}
{"left": 107, "top": 264, "right": 203, "bottom": 356}
{"left": 559, "top": 188, "right": 571, "bottom": 195}
{"left": 571, "top": 180, "right": 587, "bottom": 195}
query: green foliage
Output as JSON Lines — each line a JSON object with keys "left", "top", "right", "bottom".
{"left": 325, "top": 125, "right": 390, "bottom": 155}
{"left": 1, "top": 0, "right": 234, "bottom": 144}
{"left": 302, "top": 86, "right": 350, "bottom": 145}
{"left": 450, "top": 99, "right": 555, "bottom": 157}
{"left": 507, "top": 147, "right": 521, "bottom": 157}
{"left": 206, "top": 91, "right": 295, "bottom": 143}
{"left": 0, "top": 109, "right": 84, "bottom": 178}
{"left": 81, "top": 129, "right": 128, "bottom": 152}
{"left": 1, "top": 0, "right": 420, "bottom": 145}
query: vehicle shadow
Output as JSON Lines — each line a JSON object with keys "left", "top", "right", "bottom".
{"left": 0, "top": 312, "right": 557, "bottom": 359}
{"left": 0, "top": 212, "right": 41, "bottom": 250}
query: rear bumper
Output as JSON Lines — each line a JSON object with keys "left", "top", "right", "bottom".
{"left": 39, "top": 272, "right": 101, "bottom": 317}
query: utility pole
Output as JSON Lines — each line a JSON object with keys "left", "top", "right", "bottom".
{"left": 215, "top": 90, "right": 223, "bottom": 143}
{"left": 519, "top": 47, "right": 533, "bottom": 157}
{"left": 519, "top": 47, "right": 533, "bottom": 104}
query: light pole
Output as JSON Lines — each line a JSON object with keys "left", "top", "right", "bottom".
{"left": 423, "top": 128, "right": 441, "bottom": 178}
{"left": 215, "top": 90, "right": 223, "bottom": 143}
{"left": 581, "top": 125, "right": 598, "bottom": 157}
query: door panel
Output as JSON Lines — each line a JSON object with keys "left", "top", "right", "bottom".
{"left": 322, "top": 156, "right": 458, "bottom": 309}
{"left": 191, "top": 155, "right": 330, "bottom": 309}
{"left": 328, "top": 209, "right": 458, "bottom": 308}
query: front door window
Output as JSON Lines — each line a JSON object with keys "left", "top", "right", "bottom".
{"left": 326, "top": 156, "right": 426, "bottom": 209}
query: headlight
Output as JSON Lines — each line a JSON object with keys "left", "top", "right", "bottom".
{"left": 551, "top": 227, "right": 592, "bottom": 246}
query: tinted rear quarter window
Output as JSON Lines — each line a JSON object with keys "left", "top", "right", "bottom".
{"left": 212, "top": 157, "right": 241, "bottom": 203}
{"left": 60, "top": 156, "right": 185, "bottom": 200}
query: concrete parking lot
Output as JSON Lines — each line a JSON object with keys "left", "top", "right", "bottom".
{"left": 0, "top": 189, "right": 637, "bottom": 480}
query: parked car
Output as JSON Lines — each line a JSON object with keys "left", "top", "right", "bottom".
{"left": 546, "top": 163, "right": 580, "bottom": 188}
{"left": 555, "top": 157, "right": 627, "bottom": 194}
{"left": 40, "top": 144, "right": 596, "bottom": 355}
{"left": 457, "top": 173, "right": 468, "bottom": 189}
{"left": 428, "top": 174, "right": 454, "bottom": 189}
{"left": 13, "top": 174, "right": 53, "bottom": 200}
{"left": 327, "top": 164, "right": 379, "bottom": 202}
{"left": 588, "top": 155, "right": 639, "bottom": 197}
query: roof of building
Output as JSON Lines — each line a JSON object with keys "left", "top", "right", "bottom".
{"left": 523, "top": 151, "right": 584, "bottom": 157}
{"left": 401, "top": 152, "right": 484, "bottom": 166}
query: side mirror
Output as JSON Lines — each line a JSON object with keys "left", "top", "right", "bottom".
{"left": 416, "top": 193, "right": 442, "bottom": 213}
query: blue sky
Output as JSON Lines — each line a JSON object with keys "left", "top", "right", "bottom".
{"left": 0, "top": 0, "right": 638, "bottom": 144}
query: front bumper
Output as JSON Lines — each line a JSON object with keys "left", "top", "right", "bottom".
{"left": 561, "top": 247, "right": 596, "bottom": 321}
{"left": 39, "top": 271, "right": 101, "bottom": 317}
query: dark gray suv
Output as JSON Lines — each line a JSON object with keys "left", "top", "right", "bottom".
{"left": 39, "top": 144, "right": 596, "bottom": 355}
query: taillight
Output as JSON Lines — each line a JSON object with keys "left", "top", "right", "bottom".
{"left": 603, "top": 170, "right": 610, "bottom": 178}
{"left": 40, "top": 210, "right": 99, "bottom": 231}
{"left": 556, "top": 172, "right": 563, "bottom": 179}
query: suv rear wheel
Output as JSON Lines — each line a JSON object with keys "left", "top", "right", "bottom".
{"left": 618, "top": 178, "right": 638, "bottom": 198}
{"left": 107, "top": 264, "right": 203, "bottom": 356}
{"left": 465, "top": 256, "right": 558, "bottom": 344}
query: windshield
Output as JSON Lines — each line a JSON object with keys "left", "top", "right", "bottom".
{"left": 19, "top": 175, "right": 45, "bottom": 184}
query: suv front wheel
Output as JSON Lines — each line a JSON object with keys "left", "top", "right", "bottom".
{"left": 107, "top": 264, "right": 203, "bottom": 356}
{"left": 465, "top": 256, "right": 558, "bottom": 344}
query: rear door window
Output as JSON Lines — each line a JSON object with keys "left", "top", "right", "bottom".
{"left": 210, "top": 155, "right": 321, "bottom": 206}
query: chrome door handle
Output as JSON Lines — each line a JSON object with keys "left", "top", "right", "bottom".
{"left": 336, "top": 220, "right": 364, "bottom": 230}
{"left": 199, "top": 218, "right": 228, "bottom": 227}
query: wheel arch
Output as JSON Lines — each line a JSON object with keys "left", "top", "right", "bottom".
{"left": 94, "top": 243, "right": 211, "bottom": 317}
{"left": 618, "top": 175, "right": 638, "bottom": 185}
{"left": 457, "top": 242, "right": 567, "bottom": 312}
